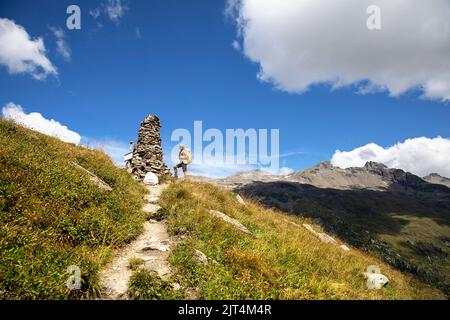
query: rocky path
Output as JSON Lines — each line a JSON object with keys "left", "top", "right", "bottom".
{"left": 100, "top": 183, "right": 172, "bottom": 300}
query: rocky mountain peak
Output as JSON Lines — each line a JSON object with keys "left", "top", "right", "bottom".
{"left": 364, "top": 161, "right": 389, "bottom": 171}
{"left": 423, "top": 173, "right": 450, "bottom": 188}
{"left": 316, "top": 160, "right": 333, "bottom": 168}
{"left": 212, "top": 160, "right": 450, "bottom": 193}
{"left": 426, "top": 173, "right": 445, "bottom": 178}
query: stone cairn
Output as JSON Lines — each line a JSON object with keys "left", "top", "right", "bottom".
{"left": 128, "top": 115, "right": 171, "bottom": 180}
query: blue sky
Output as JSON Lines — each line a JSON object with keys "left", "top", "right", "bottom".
{"left": 1, "top": 0, "right": 449, "bottom": 178}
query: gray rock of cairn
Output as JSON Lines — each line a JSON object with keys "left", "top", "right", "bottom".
{"left": 129, "top": 115, "right": 171, "bottom": 180}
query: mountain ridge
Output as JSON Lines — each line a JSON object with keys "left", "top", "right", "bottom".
{"left": 203, "top": 161, "right": 450, "bottom": 193}
{"left": 423, "top": 173, "right": 450, "bottom": 188}
{"left": 217, "top": 162, "right": 450, "bottom": 294}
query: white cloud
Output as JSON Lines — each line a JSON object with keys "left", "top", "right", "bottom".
{"left": 277, "top": 167, "right": 294, "bottom": 176}
{"left": 105, "top": 0, "right": 128, "bottom": 24}
{"left": 1, "top": 102, "right": 80, "bottom": 144}
{"left": 1, "top": 102, "right": 131, "bottom": 166}
{"left": 0, "top": 101, "right": 296, "bottom": 173}
{"left": 89, "top": 0, "right": 128, "bottom": 25}
{"left": 331, "top": 137, "right": 450, "bottom": 178}
{"left": 228, "top": 0, "right": 450, "bottom": 102}
{"left": 0, "top": 18, "right": 57, "bottom": 80}
{"left": 81, "top": 137, "right": 130, "bottom": 166}
{"left": 50, "top": 27, "right": 71, "bottom": 61}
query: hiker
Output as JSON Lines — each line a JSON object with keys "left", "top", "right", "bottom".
{"left": 174, "top": 144, "right": 191, "bottom": 179}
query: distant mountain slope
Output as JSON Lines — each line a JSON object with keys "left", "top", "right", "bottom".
{"left": 287, "top": 161, "right": 389, "bottom": 190}
{"left": 210, "top": 170, "right": 285, "bottom": 189}
{"left": 423, "top": 173, "right": 450, "bottom": 188}
{"left": 213, "top": 161, "right": 450, "bottom": 193}
{"left": 208, "top": 162, "right": 450, "bottom": 295}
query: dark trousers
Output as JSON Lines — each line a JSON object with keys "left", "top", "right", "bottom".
{"left": 174, "top": 162, "right": 187, "bottom": 178}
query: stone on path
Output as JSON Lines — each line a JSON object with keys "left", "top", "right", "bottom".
{"left": 142, "top": 203, "right": 161, "bottom": 214}
{"left": 144, "top": 194, "right": 159, "bottom": 204}
{"left": 142, "top": 241, "right": 170, "bottom": 252}
{"left": 143, "top": 172, "right": 159, "bottom": 185}
{"left": 99, "top": 184, "right": 173, "bottom": 300}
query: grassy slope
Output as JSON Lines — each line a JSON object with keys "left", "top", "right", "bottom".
{"left": 237, "top": 182, "right": 450, "bottom": 294}
{"left": 0, "top": 119, "right": 445, "bottom": 300}
{"left": 129, "top": 181, "right": 445, "bottom": 300}
{"left": 0, "top": 120, "right": 147, "bottom": 299}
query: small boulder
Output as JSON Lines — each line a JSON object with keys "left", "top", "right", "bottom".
{"left": 172, "top": 283, "right": 182, "bottom": 291}
{"left": 194, "top": 249, "right": 209, "bottom": 265}
{"left": 364, "top": 273, "right": 389, "bottom": 290}
{"left": 141, "top": 241, "right": 170, "bottom": 252}
{"left": 71, "top": 161, "right": 112, "bottom": 191}
{"left": 302, "top": 223, "right": 316, "bottom": 234}
{"left": 143, "top": 172, "right": 159, "bottom": 185}
{"left": 316, "top": 232, "right": 337, "bottom": 244}
{"left": 236, "top": 194, "right": 246, "bottom": 205}
{"left": 144, "top": 194, "right": 159, "bottom": 204}
{"left": 364, "top": 265, "right": 389, "bottom": 290}
{"left": 208, "top": 209, "right": 254, "bottom": 236}
{"left": 142, "top": 203, "right": 161, "bottom": 214}
{"left": 302, "top": 224, "right": 337, "bottom": 244}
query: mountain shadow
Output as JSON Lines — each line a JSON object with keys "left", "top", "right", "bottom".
{"left": 237, "top": 181, "right": 450, "bottom": 295}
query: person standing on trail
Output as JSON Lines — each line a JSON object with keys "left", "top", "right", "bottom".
{"left": 174, "top": 144, "right": 191, "bottom": 179}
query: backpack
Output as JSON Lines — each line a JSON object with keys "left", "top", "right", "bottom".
{"left": 185, "top": 148, "right": 192, "bottom": 164}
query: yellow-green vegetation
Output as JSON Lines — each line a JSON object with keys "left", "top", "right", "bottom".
{"left": 128, "top": 270, "right": 183, "bottom": 300}
{"left": 128, "top": 258, "right": 145, "bottom": 271}
{"left": 0, "top": 119, "right": 445, "bottom": 300}
{"left": 379, "top": 215, "right": 450, "bottom": 290}
{"left": 239, "top": 181, "right": 450, "bottom": 294}
{"left": 0, "top": 119, "right": 147, "bottom": 299}
{"left": 154, "top": 181, "right": 445, "bottom": 300}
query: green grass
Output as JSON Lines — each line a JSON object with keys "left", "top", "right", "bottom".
{"left": 0, "top": 119, "right": 147, "bottom": 299}
{"left": 128, "top": 270, "right": 183, "bottom": 300}
{"left": 128, "top": 258, "right": 145, "bottom": 271}
{"left": 379, "top": 215, "right": 450, "bottom": 291}
{"left": 238, "top": 181, "right": 450, "bottom": 294}
{"left": 154, "top": 181, "right": 445, "bottom": 300}
{"left": 0, "top": 119, "right": 445, "bottom": 300}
